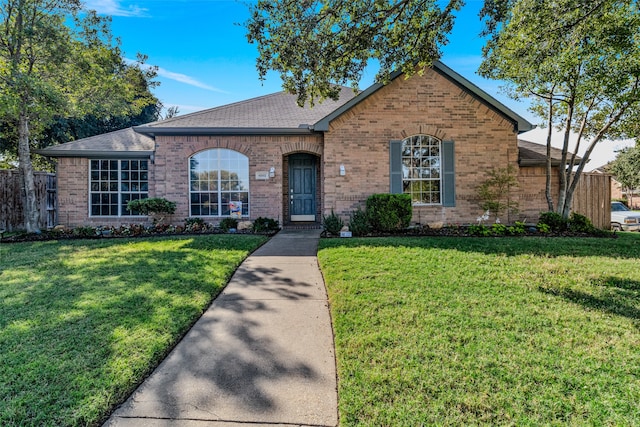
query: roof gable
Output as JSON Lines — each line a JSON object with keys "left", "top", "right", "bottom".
{"left": 313, "top": 61, "right": 534, "bottom": 133}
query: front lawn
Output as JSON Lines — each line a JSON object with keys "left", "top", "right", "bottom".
{"left": 318, "top": 234, "right": 640, "bottom": 425}
{"left": 0, "top": 234, "right": 267, "bottom": 427}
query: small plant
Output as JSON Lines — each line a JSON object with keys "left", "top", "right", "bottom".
{"left": 349, "top": 208, "right": 371, "bottom": 237}
{"left": 491, "top": 223, "right": 508, "bottom": 235}
{"left": 219, "top": 217, "right": 238, "bottom": 232}
{"left": 73, "top": 226, "right": 97, "bottom": 237}
{"left": 366, "top": 194, "right": 412, "bottom": 232}
{"left": 185, "top": 217, "right": 205, "bottom": 232}
{"left": 323, "top": 210, "right": 344, "bottom": 236}
{"left": 507, "top": 221, "right": 527, "bottom": 236}
{"left": 127, "top": 197, "right": 177, "bottom": 225}
{"left": 537, "top": 222, "right": 551, "bottom": 233}
{"left": 468, "top": 224, "right": 491, "bottom": 236}
{"left": 477, "top": 166, "right": 519, "bottom": 223}
{"left": 252, "top": 217, "right": 280, "bottom": 233}
{"left": 538, "top": 211, "right": 568, "bottom": 232}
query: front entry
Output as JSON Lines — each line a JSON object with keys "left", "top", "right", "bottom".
{"left": 289, "top": 154, "right": 317, "bottom": 222}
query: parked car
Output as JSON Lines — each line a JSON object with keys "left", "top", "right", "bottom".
{"left": 611, "top": 201, "right": 640, "bottom": 231}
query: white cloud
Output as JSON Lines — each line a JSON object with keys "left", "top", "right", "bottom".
{"left": 155, "top": 67, "right": 227, "bottom": 93}
{"left": 83, "top": 0, "right": 147, "bottom": 17}
{"left": 126, "top": 59, "right": 228, "bottom": 93}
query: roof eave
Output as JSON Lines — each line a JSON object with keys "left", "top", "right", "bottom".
{"left": 134, "top": 126, "right": 314, "bottom": 136}
{"left": 35, "top": 149, "right": 154, "bottom": 159}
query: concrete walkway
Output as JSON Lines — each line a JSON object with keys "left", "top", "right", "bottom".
{"left": 104, "top": 229, "right": 337, "bottom": 427}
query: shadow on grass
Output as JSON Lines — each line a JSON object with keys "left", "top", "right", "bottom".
{"left": 539, "top": 276, "right": 640, "bottom": 324}
{"left": 0, "top": 235, "right": 275, "bottom": 426}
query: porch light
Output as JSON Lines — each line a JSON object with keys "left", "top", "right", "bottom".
{"left": 339, "top": 164, "right": 346, "bottom": 176}
{"left": 269, "top": 167, "right": 275, "bottom": 178}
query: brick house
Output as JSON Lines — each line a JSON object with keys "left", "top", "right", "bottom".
{"left": 41, "top": 61, "right": 553, "bottom": 228}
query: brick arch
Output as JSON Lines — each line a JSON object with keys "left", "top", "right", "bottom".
{"left": 400, "top": 125, "right": 449, "bottom": 141}
{"left": 280, "top": 140, "right": 323, "bottom": 156}
{"left": 183, "top": 136, "right": 254, "bottom": 158}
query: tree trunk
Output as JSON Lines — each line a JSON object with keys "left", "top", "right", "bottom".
{"left": 18, "top": 113, "right": 41, "bottom": 233}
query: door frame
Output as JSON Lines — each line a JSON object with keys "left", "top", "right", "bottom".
{"left": 288, "top": 153, "right": 318, "bottom": 222}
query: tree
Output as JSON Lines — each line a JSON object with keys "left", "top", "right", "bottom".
{"left": 479, "top": 0, "right": 640, "bottom": 218}
{"left": 0, "top": 0, "right": 157, "bottom": 232}
{"left": 608, "top": 144, "right": 640, "bottom": 208}
{"left": 246, "top": 0, "right": 463, "bottom": 106}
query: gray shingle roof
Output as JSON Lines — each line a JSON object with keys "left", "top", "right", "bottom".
{"left": 35, "top": 127, "right": 154, "bottom": 158}
{"left": 135, "top": 87, "right": 357, "bottom": 134}
{"left": 518, "top": 138, "right": 582, "bottom": 166}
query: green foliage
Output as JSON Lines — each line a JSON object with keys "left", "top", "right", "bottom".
{"left": 0, "top": 235, "right": 267, "bottom": 426}
{"left": 538, "top": 211, "right": 568, "bottom": 232}
{"left": 568, "top": 212, "right": 597, "bottom": 233}
{"left": 323, "top": 210, "right": 344, "bottom": 236}
{"left": 366, "top": 194, "right": 413, "bottom": 232}
{"left": 127, "top": 198, "right": 176, "bottom": 224}
{"left": 318, "top": 234, "right": 640, "bottom": 425}
{"left": 608, "top": 145, "right": 640, "bottom": 208}
{"left": 219, "top": 217, "right": 238, "bottom": 232}
{"left": 507, "top": 221, "right": 527, "bottom": 236}
{"left": 0, "top": 1, "right": 158, "bottom": 232}
{"left": 479, "top": 0, "right": 640, "bottom": 218}
{"left": 477, "top": 165, "right": 519, "bottom": 221}
{"left": 468, "top": 224, "right": 492, "bottom": 236}
{"left": 252, "top": 217, "right": 280, "bottom": 233}
{"left": 245, "top": 0, "right": 463, "bottom": 106}
{"left": 537, "top": 223, "right": 552, "bottom": 233}
{"left": 349, "top": 208, "right": 371, "bottom": 237}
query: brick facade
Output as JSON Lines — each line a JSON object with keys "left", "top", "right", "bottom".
{"left": 323, "top": 68, "right": 519, "bottom": 226}
{"left": 53, "top": 68, "right": 542, "bottom": 229}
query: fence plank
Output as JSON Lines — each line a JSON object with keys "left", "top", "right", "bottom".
{"left": 0, "top": 170, "right": 56, "bottom": 231}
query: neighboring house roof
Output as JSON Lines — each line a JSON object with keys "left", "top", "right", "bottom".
{"left": 518, "top": 139, "right": 582, "bottom": 166}
{"left": 35, "top": 127, "right": 154, "bottom": 158}
{"left": 134, "top": 86, "right": 357, "bottom": 135}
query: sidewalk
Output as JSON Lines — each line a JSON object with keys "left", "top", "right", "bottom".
{"left": 104, "top": 229, "right": 338, "bottom": 427}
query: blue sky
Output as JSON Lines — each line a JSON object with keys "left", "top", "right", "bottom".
{"left": 84, "top": 0, "right": 536, "bottom": 122}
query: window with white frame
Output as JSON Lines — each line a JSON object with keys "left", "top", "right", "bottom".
{"left": 402, "top": 135, "right": 442, "bottom": 204}
{"left": 189, "top": 149, "right": 249, "bottom": 217}
{"left": 90, "top": 159, "right": 149, "bottom": 216}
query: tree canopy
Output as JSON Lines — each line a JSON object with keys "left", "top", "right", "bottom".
{"left": 0, "top": 0, "right": 158, "bottom": 232}
{"left": 479, "top": 0, "right": 640, "bottom": 218}
{"left": 246, "top": 0, "right": 463, "bottom": 106}
{"left": 608, "top": 144, "right": 640, "bottom": 208}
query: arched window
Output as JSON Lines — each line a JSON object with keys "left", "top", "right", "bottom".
{"left": 402, "top": 135, "right": 442, "bottom": 204}
{"left": 189, "top": 149, "right": 249, "bottom": 217}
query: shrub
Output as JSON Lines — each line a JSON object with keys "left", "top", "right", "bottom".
{"left": 323, "top": 210, "right": 344, "bottom": 236}
{"left": 219, "top": 217, "right": 238, "bottom": 232}
{"left": 127, "top": 197, "right": 177, "bottom": 224}
{"left": 349, "top": 208, "right": 371, "bottom": 237}
{"left": 538, "top": 211, "right": 568, "bottom": 232}
{"left": 366, "top": 194, "right": 412, "bottom": 232}
{"left": 568, "top": 212, "right": 596, "bottom": 233}
{"left": 252, "top": 217, "right": 280, "bottom": 233}
{"left": 491, "top": 223, "right": 508, "bottom": 235}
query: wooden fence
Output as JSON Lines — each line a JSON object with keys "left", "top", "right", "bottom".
{"left": 0, "top": 170, "right": 56, "bottom": 232}
{"left": 572, "top": 172, "right": 611, "bottom": 230}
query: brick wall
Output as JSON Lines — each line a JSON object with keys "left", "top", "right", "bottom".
{"left": 323, "top": 68, "right": 520, "bottom": 226}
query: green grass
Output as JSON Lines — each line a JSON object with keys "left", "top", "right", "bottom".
{"left": 0, "top": 234, "right": 267, "bottom": 427}
{"left": 318, "top": 234, "right": 640, "bottom": 426}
